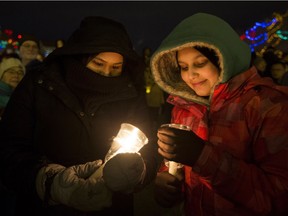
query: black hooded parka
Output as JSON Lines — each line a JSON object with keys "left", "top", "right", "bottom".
{"left": 0, "top": 16, "right": 158, "bottom": 216}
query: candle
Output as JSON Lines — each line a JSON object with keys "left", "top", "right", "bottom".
{"left": 161, "top": 123, "right": 189, "bottom": 214}
{"left": 168, "top": 161, "right": 179, "bottom": 176}
{"left": 161, "top": 123, "right": 191, "bottom": 178}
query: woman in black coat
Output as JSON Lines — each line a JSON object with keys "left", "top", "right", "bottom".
{"left": 0, "top": 16, "right": 158, "bottom": 216}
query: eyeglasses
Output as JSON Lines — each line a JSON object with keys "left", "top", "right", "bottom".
{"left": 4, "top": 69, "right": 25, "bottom": 76}
{"left": 21, "top": 44, "right": 38, "bottom": 49}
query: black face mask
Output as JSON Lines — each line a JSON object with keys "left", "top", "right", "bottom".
{"left": 91, "top": 70, "right": 121, "bottom": 77}
{"left": 63, "top": 56, "right": 131, "bottom": 94}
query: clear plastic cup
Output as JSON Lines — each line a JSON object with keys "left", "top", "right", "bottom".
{"left": 105, "top": 123, "right": 148, "bottom": 162}
{"left": 91, "top": 123, "right": 149, "bottom": 179}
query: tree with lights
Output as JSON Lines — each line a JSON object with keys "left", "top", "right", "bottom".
{"left": 241, "top": 10, "right": 288, "bottom": 56}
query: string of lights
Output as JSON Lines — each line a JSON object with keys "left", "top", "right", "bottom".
{"left": 240, "top": 10, "right": 288, "bottom": 55}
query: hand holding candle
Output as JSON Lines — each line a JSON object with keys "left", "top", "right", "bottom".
{"left": 157, "top": 123, "right": 204, "bottom": 171}
{"left": 156, "top": 123, "right": 193, "bottom": 213}
{"left": 160, "top": 124, "right": 190, "bottom": 179}
{"left": 90, "top": 123, "right": 148, "bottom": 187}
{"left": 103, "top": 152, "right": 145, "bottom": 193}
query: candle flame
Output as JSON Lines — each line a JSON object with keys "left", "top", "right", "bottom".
{"left": 104, "top": 123, "right": 148, "bottom": 162}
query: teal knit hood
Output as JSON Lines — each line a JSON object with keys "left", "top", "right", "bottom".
{"left": 150, "top": 13, "right": 251, "bottom": 105}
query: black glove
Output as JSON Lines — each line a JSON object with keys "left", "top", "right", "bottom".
{"left": 157, "top": 125, "right": 205, "bottom": 167}
{"left": 154, "top": 171, "right": 183, "bottom": 208}
{"left": 103, "top": 153, "right": 145, "bottom": 194}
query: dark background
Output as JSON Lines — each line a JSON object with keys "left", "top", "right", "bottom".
{"left": 0, "top": 1, "right": 287, "bottom": 53}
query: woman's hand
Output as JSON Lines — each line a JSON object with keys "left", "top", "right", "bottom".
{"left": 157, "top": 126, "right": 205, "bottom": 166}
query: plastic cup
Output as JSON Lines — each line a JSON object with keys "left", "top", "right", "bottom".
{"left": 160, "top": 123, "right": 191, "bottom": 177}
{"left": 105, "top": 123, "right": 148, "bottom": 162}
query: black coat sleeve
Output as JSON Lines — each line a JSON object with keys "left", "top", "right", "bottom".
{"left": 0, "top": 71, "right": 48, "bottom": 195}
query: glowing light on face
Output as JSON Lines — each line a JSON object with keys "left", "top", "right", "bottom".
{"left": 86, "top": 52, "right": 124, "bottom": 77}
{"left": 177, "top": 47, "right": 220, "bottom": 97}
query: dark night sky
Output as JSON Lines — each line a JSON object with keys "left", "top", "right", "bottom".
{"left": 0, "top": 1, "right": 288, "bottom": 53}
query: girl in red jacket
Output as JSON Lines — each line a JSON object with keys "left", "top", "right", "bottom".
{"left": 151, "top": 13, "right": 288, "bottom": 216}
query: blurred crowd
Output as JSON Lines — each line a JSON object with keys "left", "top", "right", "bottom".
{"left": 252, "top": 47, "right": 288, "bottom": 86}
{"left": 0, "top": 35, "right": 64, "bottom": 117}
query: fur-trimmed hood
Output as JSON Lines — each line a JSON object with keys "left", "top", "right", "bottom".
{"left": 150, "top": 13, "right": 251, "bottom": 106}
